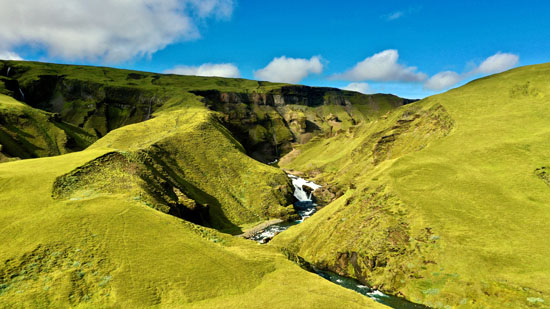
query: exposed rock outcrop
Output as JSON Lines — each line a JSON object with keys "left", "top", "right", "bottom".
{"left": 192, "top": 87, "right": 411, "bottom": 162}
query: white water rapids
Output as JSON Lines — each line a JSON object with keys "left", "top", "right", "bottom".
{"left": 288, "top": 174, "right": 321, "bottom": 202}
{"left": 248, "top": 175, "right": 320, "bottom": 243}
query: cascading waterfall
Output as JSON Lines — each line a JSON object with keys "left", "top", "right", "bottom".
{"left": 248, "top": 174, "right": 320, "bottom": 243}
{"left": 19, "top": 88, "right": 25, "bottom": 101}
{"left": 289, "top": 174, "right": 321, "bottom": 202}
{"left": 6, "top": 67, "right": 11, "bottom": 77}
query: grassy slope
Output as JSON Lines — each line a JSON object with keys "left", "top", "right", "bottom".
{"left": 273, "top": 63, "right": 550, "bottom": 307}
{"left": 0, "top": 94, "right": 70, "bottom": 160}
{"left": 85, "top": 105, "right": 295, "bottom": 231}
{"left": 0, "top": 148, "right": 382, "bottom": 308}
{"left": 1, "top": 60, "right": 288, "bottom": 93}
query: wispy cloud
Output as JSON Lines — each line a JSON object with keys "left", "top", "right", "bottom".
{"left": 473, "top": 52, "right": 519, "bottom": 75}
{"left": 0, "top": 51, "right": 23, "bottom": 60}
{"left": 332, "top": 49, "right": 427, "bottom": 82}
{"left": 384, "top": 11, "right": 404, "bottom": 21}
{"left": 382, "top": 6, "right": 421, "bottom": 21}
{"left": 164, "top": 63, "right": 240, "bottom": 78}
{"left": 254, "top": 56, "right": 323, "bottom": 84}
{"left": 424, "top": 71, "right": 462, "bottom": 91}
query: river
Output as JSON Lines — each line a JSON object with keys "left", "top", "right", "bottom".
{"left": 247, "top": 174, "right": 428, "bottom": 309}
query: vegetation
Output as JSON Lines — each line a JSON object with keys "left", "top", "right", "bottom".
{"left": 272, "top": 63, "right": 550, "bottom": 307}
{"left": 0, "top": 60, "right": 405, "bottom": 307}
{"left": 0, "top": 60, "right": 411, "bottom": 162}
{"left": 3, "top": 59, "right": 549, "bottom": 307}
{"left": 0, "top": 148, "right": 383, "bottom": 307}
{"left": 0, "top": 93, "right": 72, "bottom": 160}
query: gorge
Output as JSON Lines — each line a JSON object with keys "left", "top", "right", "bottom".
{"left": 1, "top": 60, "right": 549, "bottom": 308}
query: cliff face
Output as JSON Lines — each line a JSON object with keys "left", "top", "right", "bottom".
{"left": 0, "top": 60, "right": 411, "bottom": 163}
{"left": 193, "top": 87, "right": 411, "bottom": 162}
{"left": 1, "top": 63, "right": 162, "bottom": 142}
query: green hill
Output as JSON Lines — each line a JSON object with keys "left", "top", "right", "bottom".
{"left": 0, "top": 144, "right": 382, "bottom": 308}
{"left": 272, "top": 63, "right": 550, "bottom": 307}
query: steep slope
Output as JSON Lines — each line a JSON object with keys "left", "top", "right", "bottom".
{"left": 0, "top": 93, "right": 80, "bottom": 160}
{"left": 272, "top": 63, "right": 550, "bottom": 307}
{"left": 0, "top": 147, "right": 383, "bottom": 308}
{"left": 79, "top": 106, "right": 295, "bottom": 231}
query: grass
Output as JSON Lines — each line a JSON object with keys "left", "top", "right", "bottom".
{"left": 0, "top": 94, "right": 70, "bottom": 160}
{"left": 0, "top": 60, "right": 395, "bottom": 306}
{"left": 0, "top": 148, "right": 383, "bottom": 307}
{"left": 9, "top": 58, "right": 543, "bottom": 307}
{"left": 273, "top": 63, "right": 550, "bottom": 307}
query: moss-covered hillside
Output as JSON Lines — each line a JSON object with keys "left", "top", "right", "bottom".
{"left": 0, "top": 146, "right": 383, "bottom": 308}
{"left": 272, "top": 63, "right": 550, "bottom": 307}
{"left": 0, "top": 60, "right": 406, "bottom": 307}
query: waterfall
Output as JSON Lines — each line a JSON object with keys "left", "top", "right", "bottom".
{"left": 6, "top": 67, "right": 11, "bottom": 77}
{"left": 248, "top": 175, "right": 322, "bottom": 243}
{"left": 288, "top": 174, "right": 321, "bottom": 202}
{"left": 19, "top": 88, "right": 25, "bottom": 101}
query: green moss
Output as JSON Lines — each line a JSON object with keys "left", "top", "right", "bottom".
{"left": 0, "top": 147, "right": 382, "bottom": 308}
{"left": 0, "top": 94, "right": 70, "bottom": 158}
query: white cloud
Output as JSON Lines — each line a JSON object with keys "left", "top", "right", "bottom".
{"left": 474, "top": 52, "right": 519, "bottom": 74}
{"left": 0, "top": 51, "right": 23, "bottom": 60}
{"left": 0, "top": 0, "right": 234, "bottom": 62}
{"left": 342, "top": 82, "right": 373, "bottom": 94}
{"left": 423, "top": 71, "right": 461, "bottom": 91}
{"left": 385, "top": 11, "right": 404, "bottom": 21}
{"left": 423, "top": 52, "right": 519, "bottom": 91}
{"left": 333, "top": 50, "right": 427, "bottom": 82}
{"left": 254, "top": 56, "right": 323, "bottom": 84}
{"left": 165, "top": 63, "right": 240, "bottom": 78}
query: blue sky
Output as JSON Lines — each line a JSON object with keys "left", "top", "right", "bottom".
{"left": 1, "top": 0, "right": 549, "bottom": 98}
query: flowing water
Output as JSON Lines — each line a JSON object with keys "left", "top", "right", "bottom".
{"left": 19, "top": 88, "right": 25, "bottom": 101}
{"left": 247, "top": 174, "right": 429, "bottom": 308}
{"left": 315, "top": 268, "right": 428, "bottom": 308}
{"left": 248, "top": 174, "right": 318, "bottom": 243}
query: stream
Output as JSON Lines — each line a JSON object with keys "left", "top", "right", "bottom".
{"left": 247, "top": 174, "right": 428, "bottom": 309}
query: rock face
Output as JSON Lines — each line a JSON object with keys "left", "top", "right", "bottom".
{"left": 2, "top": 69, "right": 162, "bottom": 140}
{"left": 192, "top": 87, "right": 412, "bottom": 162}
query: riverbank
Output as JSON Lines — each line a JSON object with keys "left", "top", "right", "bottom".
{"left": 237, "top": 219, "right": 285, "bottom": 239}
